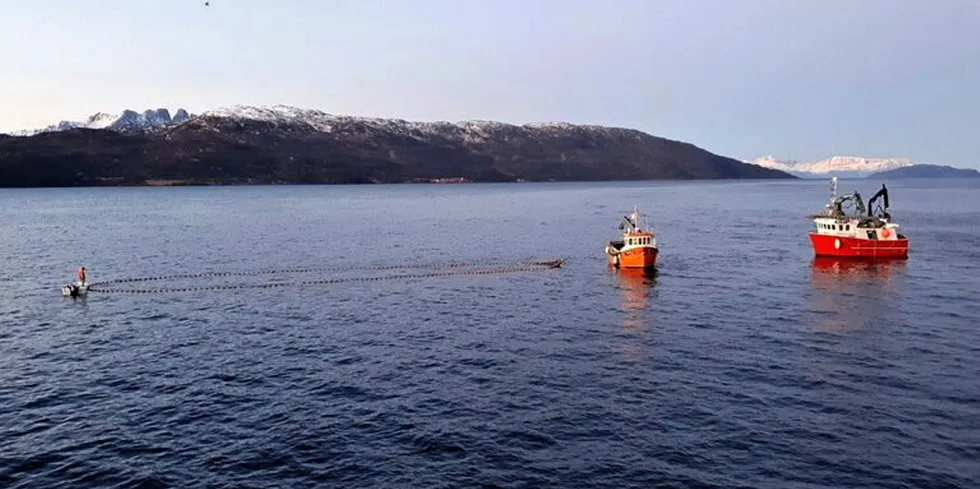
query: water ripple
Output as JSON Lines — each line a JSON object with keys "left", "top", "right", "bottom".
{"left": 1, "top": 181, "right": 979, "bottom": 488}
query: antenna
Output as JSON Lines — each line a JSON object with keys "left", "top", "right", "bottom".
{"left": 830, "top": 177, "right": 838, "bottom": 199}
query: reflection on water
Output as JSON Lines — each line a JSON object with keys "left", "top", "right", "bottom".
{"left": 808, "top": 257, "right": 907, "bottom": 333}
{"left": 614, "top": 268, "right": 657, "bottom": 331}
{"left": 811, "top": 257, "right": 906, "bottom": 284}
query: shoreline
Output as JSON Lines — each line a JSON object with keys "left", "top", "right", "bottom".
{"left": 0, "top": 175, "right": 799, "bottom": 190}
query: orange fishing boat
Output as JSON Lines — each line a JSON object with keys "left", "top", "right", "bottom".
{"left": 605, "top": 206, "right": 658, "bottom": 269}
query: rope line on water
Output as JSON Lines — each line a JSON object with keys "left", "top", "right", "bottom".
{"left": 87, "top": 259, "right": 557, "bottom": 288}
{"left": 85, "top": 259, "right": 564, "bottom": 295}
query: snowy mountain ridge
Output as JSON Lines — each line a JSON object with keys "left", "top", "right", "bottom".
{"left": 13, "top": 108, "right": 191, "bottom": 136}
{"left": 201, "top": 104, "right": 623, "bottom": 136}
{"left": 747, "top": 155, "right": 912, "bottom": 177}
{"left": 11, "top": 104, "right": 676, "bottom": 142}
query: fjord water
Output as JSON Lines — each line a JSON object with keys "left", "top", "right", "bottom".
{"left": 1, "top": 179, "right": 978, "bottom": 488}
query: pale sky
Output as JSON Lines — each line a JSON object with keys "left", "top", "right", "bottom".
{"left": 2, "top": 0, "right": 978, "bottom": 167}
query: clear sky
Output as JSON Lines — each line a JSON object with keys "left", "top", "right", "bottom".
{"left": 2, "top": 0, "right": 978, "bottom": 166}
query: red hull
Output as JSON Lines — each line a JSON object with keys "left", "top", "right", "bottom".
{"left": 809, "top": 233, "right": 908, "bottom": 259}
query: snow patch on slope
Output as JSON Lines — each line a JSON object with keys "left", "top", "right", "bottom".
{"left": 202, "top": 105, "right": 629, "bottom": 139}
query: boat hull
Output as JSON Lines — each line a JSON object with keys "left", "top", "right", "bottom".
{"left": 607, "top": 247, "right": 658, "bottom": 269}
{"left": 809, "top": 233, "right": 908, "bottom": 259}
{"left": 61, "top": 284, "right": 88, "bottom": 297}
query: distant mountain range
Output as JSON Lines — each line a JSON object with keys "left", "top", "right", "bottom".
{"left": 747, "top": 155, "right": 912, "bottom": 178}
{"left": 870, "top": 164, "right": 980, "bottom": 179}
{"left": 0, "top": 105, "right": 792, "bottom": 187}
{"left": 12, "top": 108, "right": 192, "bottom": 136}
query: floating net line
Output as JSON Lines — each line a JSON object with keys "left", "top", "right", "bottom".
{"left": 85, "top": 258, "right": 565, "bottom": 295}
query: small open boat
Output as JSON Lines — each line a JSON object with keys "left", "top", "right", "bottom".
{"left": 61, "top": 282, "right": 87, "bottom": 298}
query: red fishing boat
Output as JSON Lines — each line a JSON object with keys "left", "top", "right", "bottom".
{"left": 809, "top": 177, "right": 908, "bottom": 259}
{"left": 605, "top": 206, "right": 658, "bottom": 269}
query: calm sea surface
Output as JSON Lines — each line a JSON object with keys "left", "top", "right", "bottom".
{"left": 1, "top": 179, "right": 979, "bottom": 488}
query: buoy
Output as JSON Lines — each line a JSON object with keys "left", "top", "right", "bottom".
{"left": 834, "top": 238, "right": 841, "bottom": 250}
{"left": 881, "top": 228, "right": 891, "bottom": 238}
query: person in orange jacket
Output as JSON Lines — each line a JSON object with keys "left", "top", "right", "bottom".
{"left": 77, "top": 267, "right": 87, "bottom": 286}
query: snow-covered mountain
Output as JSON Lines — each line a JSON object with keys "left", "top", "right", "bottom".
{"left": 747, "top": 155, "right": 912, "bottom": 178}
{"left": 200, "top": 104, "right": 619, "bottom": 140}
{"left": 1, "top": 104, "right": 793, "bottom": 186}
{"left": 13, "top": 108, "right": 191, "bottom": 136}
{"left": 203, "top": 104, "right": 456, "bottom": 135}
